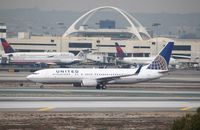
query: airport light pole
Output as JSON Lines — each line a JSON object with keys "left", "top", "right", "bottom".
{"left": 152, "top": 23, "right": 161, "bottom": 37}
{"left": 96, "top": 22, "right": 100, "bottom": 52}
{"left": 152, "top": 23, "right": 161, "bottom": 54}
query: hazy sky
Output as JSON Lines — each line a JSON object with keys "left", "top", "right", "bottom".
{"left": 1, "top": 0, "right": 200, "bottom": 13}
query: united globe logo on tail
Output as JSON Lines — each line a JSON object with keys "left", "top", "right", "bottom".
{"left": 147, "top": 42, "right": 174, "bottom": 70}
{"left": 147, "top": 55, "right": 168, "bottom": 70}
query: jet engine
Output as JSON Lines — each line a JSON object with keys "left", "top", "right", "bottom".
{"left": 81, "top": 79, "right": 97, "bottom": 87}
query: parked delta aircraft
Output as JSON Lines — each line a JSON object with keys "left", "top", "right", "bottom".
{"left": 0, "top": 38, "right": 84, "bottom": 65}
{"left": 27, "top": 42, "right": 174, "bottom": 89}
{"left": 115, "top": 42, "right": 176, "bottom": 66}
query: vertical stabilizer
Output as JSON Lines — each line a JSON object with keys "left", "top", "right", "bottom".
{"left": 0, "top": 38, "right": 15, "bottom": 53}
{"left": 115, "top": 42, "right": 125, "bottom": 59}
{"left": 147, "top": 42, "right": 174, "bottom": 70}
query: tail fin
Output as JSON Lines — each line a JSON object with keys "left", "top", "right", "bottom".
{"left": 147, "top": 42, "right": 174, "bottom": 70}
{"left": 0, "top": 38, "right": 15, "bottom": 53}
{"left": 75, "top": 51, "right": 86, "bottom": 61}
{"left": 115, "top": 42, "right": 125, "bottom": 59}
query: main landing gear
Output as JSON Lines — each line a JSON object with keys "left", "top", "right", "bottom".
{"left": 96, "top": 84, "right": 107, "bottom": 89}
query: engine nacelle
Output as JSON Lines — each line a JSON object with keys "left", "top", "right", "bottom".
{"left": 81, "top": 79, "right": 97, "bottom": 87}
{"left": 73, "top": 83, "right": 82, "bottom": 87}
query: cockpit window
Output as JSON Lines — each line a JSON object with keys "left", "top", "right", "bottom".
{"left": 33, "top": 72, "right": 39, "bottom": 75}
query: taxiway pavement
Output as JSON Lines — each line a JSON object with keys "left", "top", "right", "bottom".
{"left": 0, "top": 88, "right": 199, "bottom": 112}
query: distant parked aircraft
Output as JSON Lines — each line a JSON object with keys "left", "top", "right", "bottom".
{"left": 0, "top": 38, "right": 84, "bottom": 65}
{"left": 115, "top": 42, "right": 176, "bottom": 66}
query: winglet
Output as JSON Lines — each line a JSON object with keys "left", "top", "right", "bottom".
{"left": 115, "top": 42, "right": 125, "bottom": 59}
{"left": 147, "top": 42, "right": 174, "bottom": 70}
{"left": 0, "top": 38, "right": 15, "bottom": 53}
{"left": 135, "top": 65, "right": 142, "bottom": 74}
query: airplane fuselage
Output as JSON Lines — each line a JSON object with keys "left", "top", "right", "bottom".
{"left": 2, "top": 52, "right": 76, "bottom": 64}
{"left": 118, "top": 57, "right": 176, "bottom": 65}
{"left": 27, "top": 42, "right": 174, "bottom": 89}
{"left": 27, "top": 67, "right": 164, "bottom": 85}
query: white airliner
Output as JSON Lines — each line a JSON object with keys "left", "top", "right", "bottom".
{"left": 86, "top": 52, "right": 111, "bottom": 64}
{"left": 0, "top": 38, "right": 84, "bottom": 65}
{"left": 81, "top": 49, "right": 110, "bottom": 64}
{"left": 115, "top": 42, "right": 176, "bottom": 65}
{"left": 27, "top": 42, "right": 174, "bottom": 89}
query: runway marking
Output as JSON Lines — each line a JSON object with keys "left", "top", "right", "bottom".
{"left": 37, "top": 107, "right": 54, "bottom": 111}
{"left": 180, "top": 107, "right": 192, "bottom": 111}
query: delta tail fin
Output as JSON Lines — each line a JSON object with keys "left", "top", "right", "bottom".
{"left": 0, "top": 38, "right": 15, "bottom": 53}
{"left": 147, "top": 42, "right": 174, "bottom": 70}
{"left": 115, "top": 42, "right": 125, "bottom": 59}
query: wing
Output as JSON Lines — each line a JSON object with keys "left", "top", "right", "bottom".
{"left": 96, "top": 65, "right": 142, "bottom": 84}
{"left": 46, "top": 62, "right": 57, "bottom": 65}
{"left": 47, "top": 55, "right": 54, "bottom": 58}
{"left": 35, "top": 62, "right": 56, "bottom": 65}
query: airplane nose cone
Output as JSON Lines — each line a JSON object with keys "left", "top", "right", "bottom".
{"left": 26, "top": 74, "right": 33, "bottom": 81}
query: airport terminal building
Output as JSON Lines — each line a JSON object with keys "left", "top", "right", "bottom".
{"left": 0, "top": 6, "right": 200, "bottom": 67}
{"left": 1, "top": 35, "right": 200, "bottom": 66}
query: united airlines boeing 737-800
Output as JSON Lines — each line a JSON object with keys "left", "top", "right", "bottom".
{"left": 27, "top": 42, "right": 174, "bottom": 89}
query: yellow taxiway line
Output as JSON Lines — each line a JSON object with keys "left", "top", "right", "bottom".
{"left": 37, "top": 107, "right": 54, "bottom": 111}
{"left": 180, "top": 107, "right": 192, "bottom": 111}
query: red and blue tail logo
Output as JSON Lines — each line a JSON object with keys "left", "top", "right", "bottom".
{"left": 147, "top": 42, "right": 174, "bottom": 70}
{"left": 115, "top": 42, "right": 125, "bottom": 59}
{"left": 0, "top": 38, "right": 15, "bottom": 53}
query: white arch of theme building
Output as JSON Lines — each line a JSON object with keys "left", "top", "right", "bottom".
{"left": 62, "top": 6, "right": 151, "bottom": 41}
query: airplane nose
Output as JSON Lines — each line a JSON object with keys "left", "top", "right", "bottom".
{"left": 26, "top": 74, "right": 33, "bottom": 81}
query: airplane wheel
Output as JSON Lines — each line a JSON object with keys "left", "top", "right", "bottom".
{"left": 40, "top": 84, "right": 44, "bottom": 89}
{"left": 102, "top": 85, "right": 107, "bottom": 89}
{"left": 96, "top": 84, "right": 101, "bottom": 89}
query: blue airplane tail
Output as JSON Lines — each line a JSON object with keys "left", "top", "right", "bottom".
{"left": 0, "top": 38, "right": 15, "bottom": 53}
{"left": 147, "top": 42, "right": 174, "bottom": 70}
